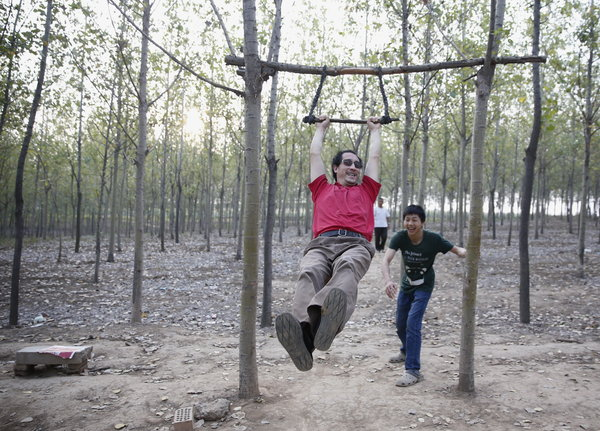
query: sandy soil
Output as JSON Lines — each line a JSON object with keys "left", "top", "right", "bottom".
{"left": 1, "top": 221, "right": 599, "bottom": 431}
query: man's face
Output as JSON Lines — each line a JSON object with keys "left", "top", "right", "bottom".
{"left": 403, "top": 214, "right": 424, "bottom": 235}
{"left": 334, "top": 152, "right": 362, "bottom": 187}
{"left": 378, "top": 198, "right": 384, "bottom": 207}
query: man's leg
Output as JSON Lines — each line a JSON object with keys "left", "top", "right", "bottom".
{"left": 375, "top": 227, "right": 385, "bottom": 251}
{"left": 291, "top": 247, "right": 332, "bottom": 326}
{"left": 381, "top": 227, "right": 388, "bottom": 250}
{"left": 311, "top": 242, "right": 373, "bottom": 349}
{"left": 404, "top": 289, "right": 432, "bottom": 373}
{"left": 395, "top": 290, "right": 412, "bottom": 357}
{"left": 311, "top": 243, "right": 372, "bottom": 327}
{"left": 277, "top": 245, "right": 331, "bottom": 371}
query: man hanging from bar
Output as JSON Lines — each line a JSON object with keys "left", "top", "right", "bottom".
{"left": 275, "top": 114, "right": 384, "bottom": 371}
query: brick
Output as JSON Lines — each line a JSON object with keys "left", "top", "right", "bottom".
{"left": 173, "top": 406, "right": 193, "bottom": 431}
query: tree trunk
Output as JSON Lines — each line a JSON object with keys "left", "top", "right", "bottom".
{"left": 175, "top": 92, "right": 184, "bottom": 244}
{"left": 94, "top": 87, "right": 115, "bottom": 283}
{"left": 566, "top": 154, "right": 575, "bottom": 233}
{"left": 218, "top": 140, "right": 227, "bottom": 237}
{"left": 295, "top": 163, "right": 304, "bottom": 236}
{"left": 518, "top": 0, "right": 542, "bottom": 324}
{"left": 9, "top": 0, "right": 52, "bottom": 327}
{"left": 578, "top": 0, "right": 595, "bottom": 276}
{"left": 108, "top": 24, "right": 126, "bottom": 263}
{"left": 132, "top": 0, "right": 150, "bottom": 324}
{"left": 440, "top": 123, "right": 449, "bottom": 237}
{"left": 206, "top": 94, "right": 214, "bottom": 252}
{"left": 279, "top": 139, "right": 294, "bottom": 243}
{"left": 534, "top": 162, "right": 542, "bottom": 239}
{"left": 0, "top": 0, "right": 23, "bottom": 138}
{"left": 159, "top": 78, "right": 171, "bottom": 253}
{"left": 489, "top": 125, "right": 499, "bottom": 240}
{"left": 507, "top": 137, "right": 519, "bottom": 246}
{"left": 236, "top": 169, "right": 245, "bottom": 260}
{"left": 458, "top": 0, "right": 504, "bottom": 393}
{"left": 417, "top": 9, "right": 433, "bottom": 207}
{"left": 261, "top": 0, "right": 282, "bottom": 329}
{"left": 117, "top": 140, "right": 128, "bottom": 251}
{"left": 457, "top": 85, "right": 468, "bottom": 247}
{"left": 74, "top": 51, "right": 85, "bottom": 253}
{"left": 233, "top": 155, "right": 242, "bottom": 239}
{"left": 400, "top": 0, "right": 412, "bottom": 212}
{"left": 239, "top": 0, "right": 262, "bottom": 399}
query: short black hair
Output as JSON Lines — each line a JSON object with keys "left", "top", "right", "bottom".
{"left": 331, "top": 149, "right": 362, "bottom": 181}
{"left": 402, "top": 204, "right": 426, "bottom": 222}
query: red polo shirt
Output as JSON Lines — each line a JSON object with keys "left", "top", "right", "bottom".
{"left": 309, "top": 174, "right": 381, "bottom": 241}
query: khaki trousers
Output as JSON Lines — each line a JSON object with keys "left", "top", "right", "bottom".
{"left": 292, "top": 236, "right": 376, "bottom": 331}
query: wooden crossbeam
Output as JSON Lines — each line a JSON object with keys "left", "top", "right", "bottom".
{"left": 225, "top": 55, "right": 546, "bottom": 77}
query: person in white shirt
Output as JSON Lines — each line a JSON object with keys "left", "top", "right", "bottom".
{"left": 374, "top": 197, "right": 391, "bottom": 252}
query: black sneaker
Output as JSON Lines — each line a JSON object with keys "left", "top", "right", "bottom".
{"left": 314, "top": 288, "right": 347, "bottom": 351}
{"left": 275, "top": 313, "right": 313, "bottom": 371}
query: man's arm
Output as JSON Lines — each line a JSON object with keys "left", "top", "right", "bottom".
{"left": 450, "top": 246, "right": 467, "bottom": 258}
{"left": 382, "top": 248, "right": 398, "bottom": 298}
{"left": 364, "top": 117, "right": 382, "bottom": 182}
{"left": 309, "top": 115, "right": 329, "bottom": 182}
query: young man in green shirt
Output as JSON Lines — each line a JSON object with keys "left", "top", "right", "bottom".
{"left": 382, "top": 204, "right": 466, "bottom": 386}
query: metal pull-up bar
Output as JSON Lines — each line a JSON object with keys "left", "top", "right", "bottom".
{"left": 301, "top": 65, "right": 399, "bottom": 125}
{"left": 305, "top": 117, "right": 400, "bottom": 125}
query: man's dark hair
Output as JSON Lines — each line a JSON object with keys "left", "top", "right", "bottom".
{"left": 331, "top": 149, "right": 362, "bottom": 181}
{"left": 402, "top": 204, "right": 426, "bottom": 222}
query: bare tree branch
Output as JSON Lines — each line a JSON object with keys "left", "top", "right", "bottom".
{"left": 148, "top": 66, "right": 183, "bottom": 107}
{"left": 225, "top": 55, "right": 546, "bottom": 76}
{"left": 209, "top": 0, "right": 238, "bottom": 56}
{"left": 107, "top": 0, "right": 244, "bottom": 97}
{"left": 425, "top": 1, "right": 469, "bottom": 61}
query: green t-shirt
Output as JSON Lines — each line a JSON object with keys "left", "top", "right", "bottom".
{"left": 388, "top": 230, "right": 454, "bottom": 293}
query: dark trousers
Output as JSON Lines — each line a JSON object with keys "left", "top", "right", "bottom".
{"left": 374, "top": 227, "right": 388, "bottom": 251}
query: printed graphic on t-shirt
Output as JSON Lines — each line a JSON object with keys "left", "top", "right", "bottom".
{"left": 403, "top": 250, "right": 429, "bottom": 280}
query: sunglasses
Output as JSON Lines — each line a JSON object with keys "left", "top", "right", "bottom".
{"left": 341, "top": 158, "right": 363, "bottom": 169}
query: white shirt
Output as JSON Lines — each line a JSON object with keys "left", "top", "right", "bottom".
{"left": 374, "top": 206, "right": 390, "bottom": 228}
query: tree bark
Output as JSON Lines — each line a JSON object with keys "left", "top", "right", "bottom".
{"left": 108, "top": 23, "right": 126, "bottom": 263}
{"left": 439, "top": 122, "right": 449, "bottom": 237}
{"left": 279, "top": 139, "right": 294, "bottom": 243}
{"left": 0, "top": 0, "right": 23, "bottom": 138}
{"left": 132, "top": 0, "right": 150, "bottom": 324}
{"left": 225, "top": 55, "right": 545, "bottom": 76}
{"left": 507, "top": 137, "right": 519, "bottom": 246}
{"left": 578, "top": 0, "right": 595, "bottom": 276}
{"left": 488, "top": 122, "right": 500, "bottom": 239}
{"left": 159, "top": 74, "right": 171, "bottom": 253}
{"left": 417, "top": 9, "right": 433, "bottom": 207}
{"left": 9, "top": 0, "right": 52, "bottom": 326}
{"left": 206, "top": 97, "right": 214, "bottom": 252}
{"left": 261, "top": 0, "right": 282, "bottom": 329}
{"left": 518, "top": 0, "right": 542, "bottom": 325}
{"left": 175, "top": 91, "right": 184, "bottom": 244}
{"left": 458, "top": 0, "right": 505, "bottom": 393}
{"left": 239, "top": 0, "right": 262, "bottom": 399}
{"left": 94, "top": 86, "right": 115, "bottom": 283}
{"left": 74, "top": 52, "right": 85, "bottom": 253}
{"left": 400, "top": 0, "right": 412, "bottom": 213}
{"left": 457, "top": 84, "right": 469, "bottom": 247}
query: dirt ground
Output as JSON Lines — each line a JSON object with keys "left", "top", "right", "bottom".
{"left": 1, "top": 220, "right": 599, "bottom": 431}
